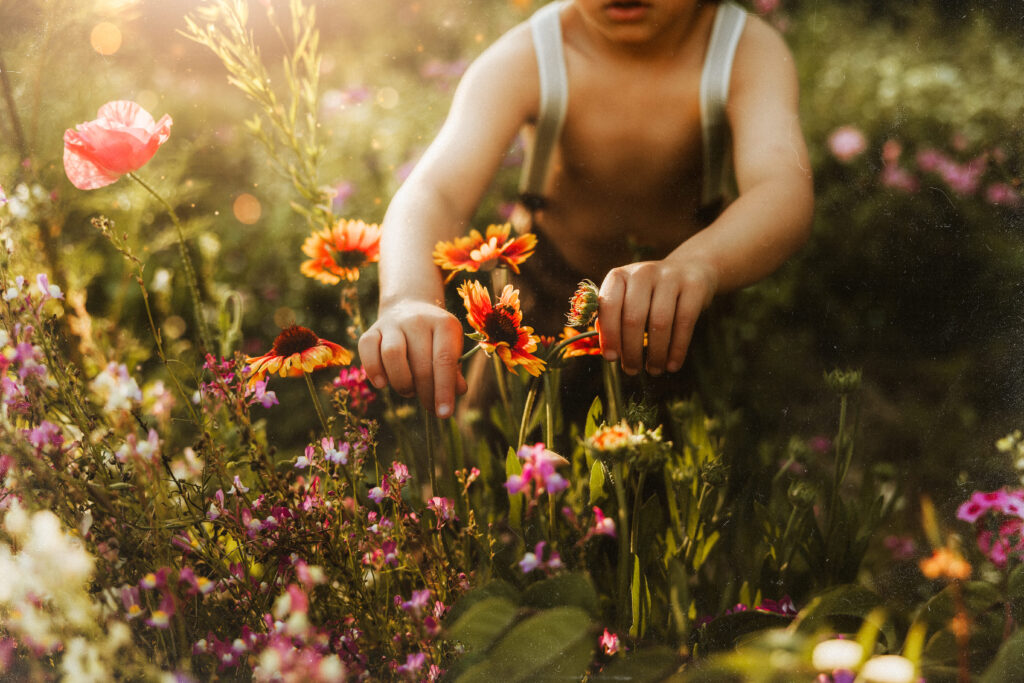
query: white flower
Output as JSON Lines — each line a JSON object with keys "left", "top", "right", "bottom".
{"left": 858, "top": 655, "right": 916, "bottom": 683}
{"left": 90, "top": 362, "right": 142, "bottom": 412}
{"left": 812, "top": 638, "right": 863, "bottom": 671}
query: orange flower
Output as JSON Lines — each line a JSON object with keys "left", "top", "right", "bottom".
{"left": 245, "top": 326, "right": 352, "bottom": 387}
{"left": 919, "top": 547, "right": 971, "bottom": 581}
{"left": 64, "top": 100, "right": 172, "bottom": 190}
{"left": 434, "top": 223, "right": 537, "bottom": 284}
{"left": 458, "top": 280, "right": 545, "bottom": 376}
{"left": 558, "top": 326, "right": 601, "bottom": 359}
{"left": 301, "top": 219, "right": 381, "bottom": 284}
{"left": 566, "top": 279, "right": 599, "bottom": 328}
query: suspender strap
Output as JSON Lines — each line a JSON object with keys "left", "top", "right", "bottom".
{"left": 700, "top": 2, "right": 746, "bottom": 206}
{"left": 519, "top": 0, "right": 570, "bottom": 206}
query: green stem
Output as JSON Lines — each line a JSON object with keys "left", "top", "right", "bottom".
{"left": 516, "top": 377, "right": 541, "bottom": 449}
{"left": 603, "top": 360, "right": 623, "bottom": 424}
{"left": 128, "top": 172, "right": 213, "bottom": 354}
{"left": 630, "top": 470, "right": 647, "bottom": 556}
{"left": 459, "top": 343, "right": 482, "bottom": 364}
{"left": 492, "top": 354, "right": 512, "bottom": 424}
{"left": 546, "top": 330, "right": 600, "bottom": 366}
{"left": 543, "top": 371, "right": 556, "bottom": 449}
{"left": 422, "top": 408, "right": 438, "bottom": 498}
{"left": 304, "top": 372, "right": 330, "bottom": 435}
{"left": 613, "top": 461, "right": 631, "bottom": 629}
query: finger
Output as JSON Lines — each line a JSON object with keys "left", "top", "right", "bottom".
{"left": 666, "top": 290, "right": 703, "bottom": 373}
{"left": 619, "top": 275, "right": 652, "bottom": 376}
{"left": 645, "top": 283, "right": 679, "bottom": 375}
{"left": 407, "top": 332, "right": 436, "bottom": 411}
{"left": 378, "top": 328, "right": 414, "bottom": 397}
{"left": 456, "top": 368, "right": 468, "bottom": 396}
{"left": 357, "top": 327, "right": 388, "bottom": 389}
{"left": 598, "top": 270, "right": 626, "bottom": 363}
{"left": 432, "top": 318, "right": 464, "bottom": 418}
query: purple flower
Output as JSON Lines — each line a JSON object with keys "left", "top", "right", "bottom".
{"left": 504, "top": 443, "right": 570, "bottom": 498}
{"left": 518, "top": 541, "right": 562, "bottom": 574}
{"left": 248, "top": 379, "right": 278, "bottom": 408}
{"left": 396, "top": 652, "right": 426, "bottom": 677}
{"left": 35, "top": 273, "right": 63, "bottom": 301}
{"left": 986, "top": 182, "right": 1021, "bottom": 208}
{"left": 400, "top": 589, "right": 431, "bottom": 614}
{"left": 426, "top": 497, "right": 455, "bottom": 527}
{"left": 367, "top": 486, "right": 386, "bottom": 504}
{"left": 25, "top": 420, "right": 64, "bottom": 451}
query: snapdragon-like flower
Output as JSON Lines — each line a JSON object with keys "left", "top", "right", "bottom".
{"left": 300, "top": 219, "right": 381, "bottom": 284}
{"left": 91, "top": 361, "right": 142, "bottom": 412}
{"left": 321, "top": 436, "right": 350, "bottom": 465}
{"left": 589, "top": 506, "right": 616, "bottom": 539}
{"left": 433, "top": 222, "right": 536, "bottom": 283}
{"left": 426, "top": 497, "right": 456, "bottom": 528}
{"left": 63, "top": 100, "right": 172, "bottom": 190}
{"left": 518, "top": 540, "right": 562, "bottom": 574}
{"left": 245, "top": 326, "right": 352, "bottom": 388}
{"left": 504, "top": 443, "right": 570, "bottom": 497}
{"left": 599, "top": 628, "right": 621, "bottom": 656}
{"left": 458, "top": 281, "right": 545, "bottom": 376}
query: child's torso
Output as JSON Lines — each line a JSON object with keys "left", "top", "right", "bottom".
{"left": 523, "top": 2, "right": 723, "bottom": 281}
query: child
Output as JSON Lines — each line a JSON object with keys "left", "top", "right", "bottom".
{"left": 358, "top": 0, "right": 813, "bottom": 420}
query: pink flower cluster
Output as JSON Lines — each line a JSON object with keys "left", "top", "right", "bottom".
{"left": 518, "top": 540, "right": 563, "bottom": 574}
{"left": 504, "top": 443, "right": 570, "bottom": 498}
{"left": 332, "top": 366, "right": 376, "bottom": 414}
{"left": 958, "top": 489, "right": 1024, "bottom": 567}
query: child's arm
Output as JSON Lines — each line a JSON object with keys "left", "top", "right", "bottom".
{"left": 597, "top": 18, "right": 814, "bottom": 377}
{"left": 358, "top": 28, "right": 537, "bottom": 418}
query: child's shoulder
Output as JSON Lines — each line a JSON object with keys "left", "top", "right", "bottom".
{"left": 731, "top": 12, "right": 800, "bottom": 88}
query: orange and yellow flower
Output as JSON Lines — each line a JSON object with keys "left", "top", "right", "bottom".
{"left": 434, "top": 223, "right": 537, "bottom": 284}
{"left": 558, "top": 325, "right": 601, "bottom": 359}
{"left": 566, "top": 279, "right": 599, "bottom": 328}
{"left": 245, "top": 325, "right": 352, "bottom": 387}
{"left": 458, "top": 280, "right": 545, "bottom": 376}
{"left": 301, "top": 219, "right": 382, "bottom": 284}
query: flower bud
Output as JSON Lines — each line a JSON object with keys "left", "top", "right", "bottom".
{"left": 566, "top": 279, "right": 599, "bottom": 328}
{"left": 824, "top": 368, "right": 862, "bottom": 395}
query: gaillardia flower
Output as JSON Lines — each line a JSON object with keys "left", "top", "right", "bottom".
{"left": 457, "top": 280, "right": 545, "bottom": 376}
{"left": 566, "top": 279, "right": 599, "bottom": 328}
{"left": 558, "top": 326, "right": 601, "bottom": 359}
{"left": 300, "top": 219, "right": 382, "bottom": 284}
{"left": 433, "top": 223, "right": 537, "bottom": 283}
{"left": 245, "top": 326, "right": 352, "bottom": 387}
{"left": 64, "top": 100, "right": 172, "bottom": 190}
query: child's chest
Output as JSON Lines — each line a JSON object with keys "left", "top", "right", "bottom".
{"left": 559, "top": 59, "right": 705, "bottom": 193}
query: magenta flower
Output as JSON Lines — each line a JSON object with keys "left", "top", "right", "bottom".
{"left": 518, "top": 541, "right": 562, "bottom": 574}
{"left": 600, "top": 628, "right": 621, "bottom": 656}
{"left": 590, "top": 506, "right": 617, "bottom": 538}
{"left": 827, "top": 126, "right": 867, "bottom": 163}
{"left": 881, "top": 164, "right": 919, "bottom": 193}
{"left": 504, "top": 443, "right": 570, "bottom": 498}
{"left": 367, "top": 486, "right": 386, "bottom": 505}
{"left": 986, "top": 182, "right": 1021, "bottom": 208}
{"left": 247, "top": 378, "right": 278, "bottom": 408}
{"left": 426, "top": 497, "right": 456, "bottom": 527}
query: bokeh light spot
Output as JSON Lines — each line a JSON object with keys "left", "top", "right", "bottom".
{"left": 91, "top": 22, "right": 122, "bottom": 56}
{"left": 163, "top": 316, "right": 186, "bottom": 340}
{"left": 273, "top": 307, "right": 296, "bottom": 329}
{"left": 376, "top": 87, "right": 399, "bottom": 110}
{"left": 233, "top": 193, "right": 262, "bottom": 224}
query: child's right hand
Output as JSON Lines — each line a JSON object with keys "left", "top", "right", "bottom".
{"left": 358, "top": 300, "right": 468, "bottom": 419}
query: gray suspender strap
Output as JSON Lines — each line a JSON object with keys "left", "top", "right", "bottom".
{"left": 519, "top": 0, "right": 570, "bottom": 207}
{"left": 700, "top": 2, "right": 747, "bottom": 207}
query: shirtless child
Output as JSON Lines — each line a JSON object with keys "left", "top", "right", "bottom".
{"left": 358, "top": 0, "right": 813, "bottom": 420}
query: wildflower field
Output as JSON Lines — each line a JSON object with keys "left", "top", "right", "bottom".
{"left": 2, "top": 0, "right": 1024, "bottom": 680}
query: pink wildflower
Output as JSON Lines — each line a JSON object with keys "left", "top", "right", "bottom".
{"left": 426, "top": 497, "right": 456, "bottom": 527}
{"left": 986, "top": 182, "right": 1021, "bottom": 208}
{"left": 518, "top": 540, "right": 563, "bottom": 574}
{"left": 504, "top": 443, "right": 570, "bottom": 497}
{"left": 827, "top": 126, "right": 867, "bottom": 163}
{"left": 600, "top": 628, "right": 621, "bottom": 656}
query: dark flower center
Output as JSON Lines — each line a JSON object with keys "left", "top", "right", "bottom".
{"left": 333, "top": 248, "right": 368, "bottom": 270}
{"left": 272, "top": 326, "right": 319, "bottom": 356}
{"left": 483, "top": 306, "right": 519, "bottom": 346}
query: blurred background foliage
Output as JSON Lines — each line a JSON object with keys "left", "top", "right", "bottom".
{"left": 1, "top": 0, "right": 1022, "bottom": 531}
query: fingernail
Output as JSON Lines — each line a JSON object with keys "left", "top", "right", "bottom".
{"left": 437, "top": 403, "right": 451, "bottom": 418}
{"left": 371, "top": 375, "right": 386, "bottom": 388}
{"left": 603, "top": 350, "right": 618, "bottom": 362}
{"left": 667, "top": 362, "right": 681, "bottom": 373}
{"left": 648, "top": 367, "right": 662, "bottom": 377}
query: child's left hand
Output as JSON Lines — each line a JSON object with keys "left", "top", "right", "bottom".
{"left": 597, "top": 257, "right": 717, "bottom": 376}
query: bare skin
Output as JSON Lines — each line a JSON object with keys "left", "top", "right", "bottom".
{"left": 358, "top": 0, "right": 813, "bottom": 419}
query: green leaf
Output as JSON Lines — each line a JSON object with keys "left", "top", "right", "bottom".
{"left": 506, "top": 447, "right": 524, "bottom": 531}
{"left": 522, "top": 573, "right": 601, "bottom": 619}
{"left": 591, "top": 646, "right": 678, "bottom": 682}
{"left": 692, "top": 612, "right": 795, "bottom": 656}
{"left": 794, "top": 584, "right": 895, "bottom": 648}
{"left": 585, "top": 396, "right": 604, "bottom": 439}
{"left": 979, "top": 627, "right": 1024, "bottom": 683}
{"left": 453, "top": 606, "right": 595, "bottom": 683}
{"left": 589, "top": 460, "right": 608, "bottom": 504}
{"left": 444, "top": 580, "right": 521, "bottom": 626}
{"left": 446, "top": 597, "right": 520, "bottom": 654}
{"left": 916, "top": 581, "right": 1001, "bottom": 634}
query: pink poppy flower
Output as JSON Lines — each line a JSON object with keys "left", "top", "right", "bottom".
{"left": 63, "top": 100, "right": 172, "bottom": 190}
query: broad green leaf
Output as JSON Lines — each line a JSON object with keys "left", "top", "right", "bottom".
{"left": 589, "top": 460, "right": 607, "bottom": 504}
{"left": 444, "top": 580, "right": 521, "bottom": 627}
{"left": 585, "top": 396, "right": 604, "bottom": 439}
{"left": 445, "top": 597, "right": 520, "bottom": 654}
{"left": 692, "top": 612, "right": 795, "bottom": 657}
{"left": 522, "top": 572, "right": 601, "bottom": 618}
{"left": 916, "top": 581, "right": 1001, "bottom": 634}
{"left": 794, "top": 584, "right": 895, "bottom": 648}
{"left": 454, "top": 606, "right": 595, "bottom": 683}
{"left": 591, "top": 646, "right": 678, "bottom": 682}
{"left": 979, "top": 625, "right": 1024, "bottom": 683}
